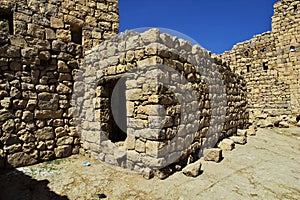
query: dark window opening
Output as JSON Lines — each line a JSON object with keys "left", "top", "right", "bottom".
{"left": 263, "top": 62, "right": 268, "bottom": 71}
{"left": 294, "top": 5, "right": 298, "bottom": 12}
{"left": 71, "top": 24, "right": 82, "bottom": 45}
{"left": 244, "top": 51, "right": 249, "bottom": 57}
{"left": 247, "top": 65, "right": 251, "bottom": 73}
{"left": 261, "top": 47, "right": 267, "bottom": 52}
{"left": 103, "top": 78, "right": 127, "bottom": 143}
{"left": 296, "top": 115, "right": 300, "bottom": 122}
{"left": 0, "top": 8, "right": 13, "bottom": 35}
{"left": 290, "top": 46, "right": 296, "bottom": 52}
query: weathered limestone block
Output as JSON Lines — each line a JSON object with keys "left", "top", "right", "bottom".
{"left": 22, "top": 142, "right": 35, "bottom": 153}
{"left": 40, "top": 150, "right": 55, "bottom": 161}
{"left": 0, "top": 97, "right": 11, "bottom": 108}
{"left": 57, "top": 83, "right": 72, "bottom": 94}
{"left": 145, "top": 140, "right": 165, "bottom": 157}
{"left": 54, "top": 145, "right": 72, "bottom": 158}
{"left": 45, "top": 28, "right": 56, "bottom": 40}
{"left": 27, "top": 23, "right": 44, "bottom": 39}
{"left": 22, "top": 111, "right": 34, "bottom": 122}
{"left": 50, "top": 17, "right": 64, "bottom": 29}
{"left": 56, "top": 29, "right": 71, "bottom": 42}
{"left": 279, "top": 121, "right": 289, "bottom": 128}
{"left": 57, "top": 136, "right": 73, "bottom": 146}
{"left": 203, "top": 148, "right": 222, "bottom": 162}
{"left": 182, "top": 160, "right": 202, "bottom": 177}
{"left": 55, "top": 127, "right": 68, "bottom": 138}
{"left": 218, "top": 139, "right": 235, "bottom": 151}
{"left": 2, "top": 119, "right": 15, "bottom": 133}
{"left": 34, "top": 110, "right": 63, "bottom": 119}
{"left": 141, "top": 28, "right": 160, "bottom": 44}
{"left": 4, "top": 143, "right": 22, "bottom": 154}
{"left": 135, "top": 139, "right": 146, "bottom": 153}
{"left": 52, "top": 40, "right": 67, "bottom": 52}
{"left": 0, "top": 109, "right": 13, "bottom": 122}
{"left": 230, "top": 136, "right": 247, "bottom": 145}
{"left": 125, "top": 134, "right": 135, "bottom": 150}
{"left": 38, "top": 51, "right": 51, "bottom": 61}
{"left": 38, "top": 92, "right": 59, "bottom": 110}
{"left": 64, "top": 15, "right": 84, "bottom": 27}
{"left": 7, "top": 152, "right": 37, "bottom": 168}
{"left": 237, "top": 129, "right": 247, "bottom": 136}
{"left": 35, "top": 127, "right": 54, "bottom": 141}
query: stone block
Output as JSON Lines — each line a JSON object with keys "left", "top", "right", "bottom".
{"left": 50, "top": 17, "right": 64, "bottom": 28}
{"left": 54, "top": 145, "right": 72, "bottom": 158}
{"left": 34, "top": 110, "right": 63, "bottom": 119}
{"left": 135, "top": 139, "right": 145, "bottom": 153}
{"left": 182, "top": 160, "right": 202, "bottom": 177}
{"left": 237, "top": 129, "right": 247, "bottom": 136}
{"left": 35, "top": 127, "right": 55, "bottom": 141}
{"left": 203, "top": 148, "right": 222, "bottom": 162}
{"left": 7, "top": 152, "right": 37, "bottom": 168}
{"left": 218, "top": 139, "right": 235, "bottom": 151}
{"left": 126, "top": 89, "right": 143, "bottom": 100}
{"left": 230, "top": 136, "right": 247, "bottom": 145}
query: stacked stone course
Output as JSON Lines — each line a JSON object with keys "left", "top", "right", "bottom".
{"left": 0, "top": 0, "right": 118, "bottom": 168}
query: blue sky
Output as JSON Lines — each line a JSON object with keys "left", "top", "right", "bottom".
{"left": 119, "top": 0, "right": 278, "bottom": 54}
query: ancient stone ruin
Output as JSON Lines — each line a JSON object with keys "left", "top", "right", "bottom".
{"left": 221, "top": 0, "right": 300, "bottom": 128}
{"left": 0, "top": 0, "right": 299, "bottom": 178}
{"left": 0, "top": 0, "right": 118, "bottom": 168}
{"left": 73, "top": 28, "right": 248, "bottom": 177}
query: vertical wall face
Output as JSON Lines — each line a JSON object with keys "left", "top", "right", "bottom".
{"left": 221, "top": 0, "right": 300, "bottom": 126}
{"left": 272, "top": 0, "right": 300, "bottom": 117}
{"left": 0, "top": 0, "right": 119, "bottom": 168}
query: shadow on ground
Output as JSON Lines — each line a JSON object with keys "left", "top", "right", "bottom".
{"left": 0, "top": 164, "right": 68, "bottom": 200}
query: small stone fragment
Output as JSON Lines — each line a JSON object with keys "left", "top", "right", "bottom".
{"left": 182, "top": 160, "right": 202, "bottom": 177}
{"left": 218, "top": 139, "right": 235, "bottom": 151}
{"left": 203, "top": 148, "right": 222, "bottom": 162}
{"left": 229, "top": 136, "right": 247, "bottom": 145}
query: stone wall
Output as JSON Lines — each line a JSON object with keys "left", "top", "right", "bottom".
{"left": 221, "top": 0, "right": 300, "bottom": 127}
{"left": 75, "top": 29, "right": 248, "bottom": 176}
{"left": 0, "top": 0, "right": 118, "bottom": 169}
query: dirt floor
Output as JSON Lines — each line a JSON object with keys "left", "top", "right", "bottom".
{"left": 0, "top": 127, "right": 299, "bottom": 200}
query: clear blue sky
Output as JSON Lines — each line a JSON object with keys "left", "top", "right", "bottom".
{"left": 119, "top": 0, "right": 278, "bottom": 54}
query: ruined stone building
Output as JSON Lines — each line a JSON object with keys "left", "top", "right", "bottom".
{"left": 0, "top": 0, "right": 299, "bottom": 177}
{"left": 221, "top": 0, "right": 300, "bottom": 127}
{"left": 0, "top": 0, "right": 119, "bottom": 168}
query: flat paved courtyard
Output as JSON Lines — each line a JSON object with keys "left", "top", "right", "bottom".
{"left": 0, "top": 127, "right": 299, "bottom": 200}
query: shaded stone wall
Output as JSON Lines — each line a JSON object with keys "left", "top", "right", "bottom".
{"left": 77, "top": 29, "right": 248, "bottom": 176}
{"left": 0, "top": 0, "right": 118, "bottom": 168}
{"left": 221, "top": 0, "right": 300, "bottom": 127}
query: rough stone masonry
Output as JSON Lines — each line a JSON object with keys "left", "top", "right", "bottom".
{"left": 221, "top": 0, "right": 300, "bottom": 128}
{"left": 74, "top": 28, "right": 248, "bottom": 177}
{"left": 0, "top": 0, "right": 299, "bottom": 178}
{"left": 0, "top": 0, "right": 119, "bottom": 168}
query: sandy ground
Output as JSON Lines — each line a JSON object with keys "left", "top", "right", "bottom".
{"left": 0, "top": 127, "right": 299, "bottom": 200}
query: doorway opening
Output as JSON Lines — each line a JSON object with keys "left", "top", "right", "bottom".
{"left": 102, "top": 77, "right": 127, "bottom": 143}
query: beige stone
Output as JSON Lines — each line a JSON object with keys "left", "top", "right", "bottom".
{"left": 218, "top": 139, "right": 235, "bottom": 151}
{"left": 50, "top": 17, "right": 64, "bottom": 29}
{"left": 182, "top": 160, "right": 202, "bottom": 177}
{"left": 203, "top": 148, "right": 222, "bottom": 162}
